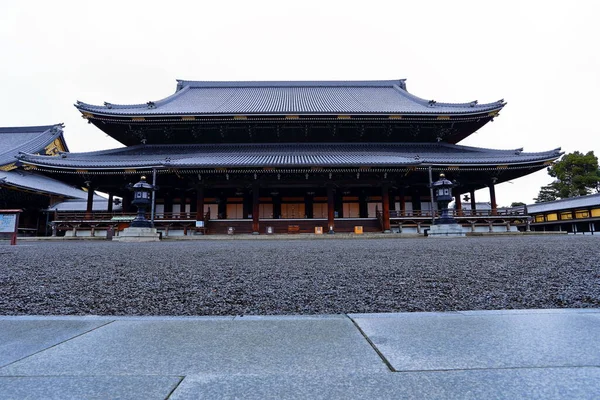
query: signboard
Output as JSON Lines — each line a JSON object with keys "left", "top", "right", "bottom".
{"left": 0, "top": 214, "right": 17, "bottom": 233}
{"left": 0, "top": 210, "right": 21, "bottom": 245}
{"left": 195, "top": 220, "right": 204, "bottom": 228}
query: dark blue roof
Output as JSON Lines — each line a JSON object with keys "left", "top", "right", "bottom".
{"left": 0, "top": 124, "right": 66, "bottom": 166}
{"left": 75, "top": 80, "right": 505, "bottom": 116}
{"left": 18, "top": 143, "right": 561, "bottom": 170}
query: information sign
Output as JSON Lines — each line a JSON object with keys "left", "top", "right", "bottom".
{"left": 0, "top": 214, "right": 17, "bottom": 233}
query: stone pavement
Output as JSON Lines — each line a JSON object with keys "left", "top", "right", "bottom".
{"left": 0, "top": 309, "right": 599, "bottom": 399}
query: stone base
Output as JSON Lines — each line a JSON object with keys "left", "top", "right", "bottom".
{"left": 113, "top": 227, "right": 161, "bottom": 242}
{"left": 427, "top": 223, "right": 466, "bottom": 237}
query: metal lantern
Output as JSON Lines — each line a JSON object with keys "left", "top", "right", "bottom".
{"left": 129, "top": 176, "right": 154, "bottom": 228}
{"left": 432, "top": 173, "right": 456, "bottom": 224}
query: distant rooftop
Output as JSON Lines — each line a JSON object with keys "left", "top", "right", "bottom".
{"left": 75, "top": 79, "right": 505, "bottom": 116}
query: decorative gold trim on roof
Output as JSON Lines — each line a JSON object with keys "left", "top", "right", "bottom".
{"left": 0, "top": 163, "right": 16, "bottom": 171}
{"left": 337, "top": 115, "right": 351, "bottom": 119}
{"left": 132, "top": 117, "right": 146, "bottom": 121}
{"left": 233, "top": 116, "right": 247, "bottom": 120}
{"left": 437, "top": 115, "right": 450, "bottom": 120}
{"left": 125, "top": 169, "right": 137, "bottom": 174}
{"left": 543, "top": 161, "right": 553, "bottom": 166}
{"left": 496, "top": 165, "right": 508, "bottom": 169}
{"left": 181, "top": 116, "right": 195, "bottom": 121}
{"left": 76, "top": 169, "right": 88, "bottom": 174}
{"left": 447, "top": 166, "right": 460, "bottom": 170}
{"left": 285, "top": 115, "right": 300, "bottom": 119}
{"left": 45, "top": 139, "right": 66, "bottom": 156}
{"left": 388, "top": 115, "right": 402, "bottom": 119}
{"left": 488, "top": 111, "right": 499, "bottom": 117}
{"left": 81, "top": 112, "right": 93, "bottom": 119}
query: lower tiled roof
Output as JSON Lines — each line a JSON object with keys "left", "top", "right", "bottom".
{"left": 527, "top": 193, "right": 600, "bottom": 213}
{"left": 0, "top": 170, "right": 87, "bottom": 198}
{"left": 18, "top": 143, "right": 562, "bottom": 170}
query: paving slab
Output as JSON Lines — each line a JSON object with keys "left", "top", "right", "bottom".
{"left": 0, "top": 316, "right": 386, "bottom": 376}
{"left": 0, "top": 319, "right": 111, "bottom": 367}
{"left": 169, "top": 368, "right": 600, "bottom": 400}
{"left": 0, "top": 376, "right": 182, "bottom": 400}
{"left": 350, "top": 310, "right": 600, "bottom": 371}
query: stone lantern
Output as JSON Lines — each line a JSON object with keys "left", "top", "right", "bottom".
{"left": 113, "top": 176, "right": 161, "bottom": 242}
{"left": 432, "top": 173, "right": 456, "bottom": 224}
{"left": 129, "top": 176, "right": 154, "bottom": 228}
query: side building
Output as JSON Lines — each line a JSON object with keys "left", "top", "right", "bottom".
{"left": 527, "top": 194, "right": 600, "bottom": 234}
{"left": 0, "top": 124, "right": 116, "bottom": 235}
{"left": 18, "top": 80, "right": 562, "bottom": 235}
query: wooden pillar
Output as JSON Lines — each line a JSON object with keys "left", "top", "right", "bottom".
{"left": 327, "top": 185, "right": 335, "bottom": 233}
{"left": 195, "top": 185, "right": 204, "bottom": 220}
{"left": 412, "top": 187, "right": 421, "bottom": 215}
{"left": 389, "top": 189, "right": 396, "bottom": 211}
{"left": 489, "top": 182, "right": 497, "bottom": 216}
{"left": 180, "top": 190, "right": 187, "bottom": 218}
{"left": 335, "top": 191, "right": 343, "bottom": 218}
{"left": 122, "top": 192, "right": 132, "bottom": 213}
{"left": 305, "top": 193, "right": 314, "bottom": 218}
{"left": 399, "top": 189, "right": 406, "bottom": 216}
{"left": 382, "top": 184, "right": 391, "bottom": 232}
{"left": 252, "top": 183, "right": 260, "bottom": 234}
{"left": 455, "top": 192, "right": 463, "bottom": 216}
{"left": 359, "top": 191, "right": 368, "bottom": 218}
{"left": 164, "top": 192, "right": 173, "bottom": 215}
{"left": 85, "top": 186, "right": 94, "bottom": 220}
{"left": 272, "top": 192, "right": 281, "bottom": 219}
{"left": 217, "top": 195, "right": 226, "bottom": 219}
{"left": 470, "top": 189, "right": 476, "bottom": 215}
{"left": 107, "top": 193, "right": 114, "bottom": 213}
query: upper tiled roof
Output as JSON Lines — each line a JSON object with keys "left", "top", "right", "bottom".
{"left": 75, "top": 80, "right": 505, "bottom": 116}
{"left": 17, "top": 143, "right": 561, "bottom": 170}
{"left": 0, "top": 124, "right": 66, "bottom": 166}
{"left": 0, "top": 169, "right": 88, "bottom": 199}
{"left": 527, "top": 193, "right": 600, "bottom": 213}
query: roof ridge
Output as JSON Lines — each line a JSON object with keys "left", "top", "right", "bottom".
{"left": 176, "top": 79, "right": 407, "bottom": 88}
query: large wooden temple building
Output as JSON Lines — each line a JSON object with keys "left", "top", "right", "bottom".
{"left": 17, "top": 80, "right": 562, "bottom": 235}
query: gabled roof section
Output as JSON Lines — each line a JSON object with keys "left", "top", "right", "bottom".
{"left": 17, "top": 143, "right": 561, "bottom": 171}
{"left": 75, "top": 80, "right": 506, "bottom": 117}
{"left": 527, "top": 193, "right": 600, "bottom": 213}
{"left": 0, "top": 124, "right": 67, "bottom": 167}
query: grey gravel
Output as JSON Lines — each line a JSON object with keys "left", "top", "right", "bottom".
{"left": 0, "top": 236, "right": 598, "bottom": 316}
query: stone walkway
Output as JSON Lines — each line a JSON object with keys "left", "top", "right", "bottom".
{"left": 1, "top": 309, "right": 599, "bottom": 399}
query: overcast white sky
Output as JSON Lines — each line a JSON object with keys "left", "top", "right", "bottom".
{"left": 1, "top": 0, "right": 599, "bottom": 205}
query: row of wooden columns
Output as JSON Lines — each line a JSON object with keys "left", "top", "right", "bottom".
{"left": 86, "top": 179, "right": 499, "bottom": 230}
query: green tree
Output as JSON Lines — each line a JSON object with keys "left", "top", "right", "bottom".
{"left": 535, "top": 151, "right": 600, "bottom": 202}
{"left": 510, "top": 201, "right": 526, "bottom": 207}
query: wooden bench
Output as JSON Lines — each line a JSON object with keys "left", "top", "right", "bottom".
{"left": 287, "top": 225, "right": 300, "bottom": 234}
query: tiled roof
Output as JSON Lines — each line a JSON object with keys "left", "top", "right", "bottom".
{"left": 527, "top": 193, "right": 600, "bottom": 213}
{"left": 0, "top": 124, "right": 66, "bottom": 166}
{"left": 0, "top": 169, "right": 88, "bottom": 199}
{"left": 17, "top": 143, "right": 562, "bottom": 170}
{"left": 46, "top": 197, "right": 122, "bottom": 212}
{"left": 75, "top": 80, "right": 505, "bottom": 116}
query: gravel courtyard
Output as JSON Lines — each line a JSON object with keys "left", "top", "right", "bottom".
{"left": 1, "top": 235, "right": 599, "bottom": 316}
